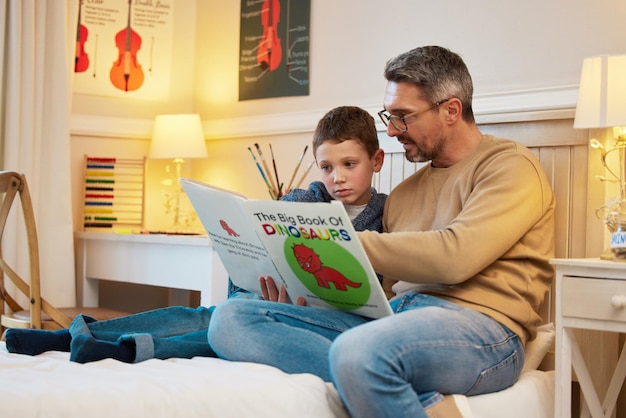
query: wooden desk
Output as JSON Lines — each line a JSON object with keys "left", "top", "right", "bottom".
{"left": 75, "top": 232, "right": 229, "bottom": 308}
{"left": 552, "top": 257, "right": 626, "bottom": 418}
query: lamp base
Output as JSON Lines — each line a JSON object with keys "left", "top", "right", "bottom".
{"left": 600, "top": 246, "right": 614, "bottom": 260}
{"left": 158, "top": 159, "right": 200, "bottom": 232}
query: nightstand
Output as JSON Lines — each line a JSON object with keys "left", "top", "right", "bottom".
{"left": 552, "top": 258, "right": 626, "bottom": 418}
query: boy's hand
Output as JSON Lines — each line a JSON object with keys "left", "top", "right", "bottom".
{"left": 259, "top": 276, "right": 307, "bottom": 306}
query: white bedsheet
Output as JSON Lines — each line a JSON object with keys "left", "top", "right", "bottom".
{"left": 0, "top": 342, "right": 553, "bottom": 418}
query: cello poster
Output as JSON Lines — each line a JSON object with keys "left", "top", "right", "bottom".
{"left": 239, "top": 0, "right": 310, "bottom": 101}
{"left": 73, "top": 0, "right": 174, "bottom": 100}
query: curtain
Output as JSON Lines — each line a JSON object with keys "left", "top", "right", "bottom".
{"left": 0, "top": 0, "right": 76, "bottom": 307}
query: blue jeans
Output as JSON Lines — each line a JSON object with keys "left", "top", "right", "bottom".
{"left": 208, "top": 293, "right": 523, "bottom": 418}
{"left": 73, "top": 288, "right": 260, "bottom": 362}
{"left": 71, "top": 306, "right": 216, "bottom": 362}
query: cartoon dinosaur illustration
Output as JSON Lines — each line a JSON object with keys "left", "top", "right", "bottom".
{"left": 292, "top": 243, "right": 362, "bottom": 291}
{"left": 219, "top": 219, "right": 239, "bottom": 237}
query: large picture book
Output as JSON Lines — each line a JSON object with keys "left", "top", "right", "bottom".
{"left": 180, "top": 179, "right": 393, "bottom": 319}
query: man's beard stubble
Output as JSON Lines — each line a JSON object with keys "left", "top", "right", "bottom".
{"left": 406, "top": 152, "right": 430, "bottom": 163}
{"left": 399, "top": 134, "right": 430, "bottom": 163}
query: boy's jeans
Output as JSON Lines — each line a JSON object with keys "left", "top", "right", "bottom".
{"left": 71, "top": 306, "right": 217, "bottom": 362}
{"left": 208, "top": 293, "right": 523, "bottom": 418}
{"left": 72, "top": 289, "right": 259, "bottom": 362}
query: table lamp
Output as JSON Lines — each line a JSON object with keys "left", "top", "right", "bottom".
{"left": 573, "top": 54, "right": 626, "bottom": 258}
{"left": 150, "top": 113, "right": 208, "bottom": 228}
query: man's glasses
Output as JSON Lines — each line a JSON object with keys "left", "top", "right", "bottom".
{"left": 378, "top": 99, "right": 450, "bottom": 133}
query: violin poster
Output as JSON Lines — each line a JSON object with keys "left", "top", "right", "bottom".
{"left": 73, "top": 0, "right": 174, "bottom": 100}
{"left": 239, "top": 0, "right": 310, "bottom": 101}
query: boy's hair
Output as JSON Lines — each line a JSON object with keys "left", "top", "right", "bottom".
{"left": 384, "top": 45, "right": 475, "bottom": 123}
{"left": 312, "top": 106, "right": 380, "bottom": 158}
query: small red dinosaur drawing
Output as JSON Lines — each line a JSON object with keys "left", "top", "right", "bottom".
{"left": 219, "top": 219, "right": 239, "bottom": 237}
{"left": 292, "top": 243, "right": 361, "bottom": 291}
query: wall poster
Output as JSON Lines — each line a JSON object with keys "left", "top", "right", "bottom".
{"left": 239, "top": 0, "right": 310, "bottom": 101}
{"left": 73, "top": 0, "right": 174, "bottom": 100}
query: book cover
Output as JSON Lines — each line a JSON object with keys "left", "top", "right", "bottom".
{"left": 181, "top": 179, "right": 393, "bottom": 319}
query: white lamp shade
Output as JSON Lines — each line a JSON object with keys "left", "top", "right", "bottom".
{"left": 574, "top": 54, "right": 626, "bottom": 128}
{"left": 150, "top": 114, "right": 208, "bottom": 159}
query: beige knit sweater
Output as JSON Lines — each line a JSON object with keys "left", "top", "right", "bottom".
{"left": 358, "top": 135, "right": 555, "bottom": 344}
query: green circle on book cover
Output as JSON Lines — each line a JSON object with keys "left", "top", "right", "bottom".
{"left": 284, "top": 236, "right": 371, "bottom": 310}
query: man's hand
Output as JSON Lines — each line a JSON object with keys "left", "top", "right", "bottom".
{"left": 259, "top": 276, "right": 307, "bottom": 306}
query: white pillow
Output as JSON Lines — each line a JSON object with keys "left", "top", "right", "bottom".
{"left": 521, "top": 322, "right": 555, "bottom": 373}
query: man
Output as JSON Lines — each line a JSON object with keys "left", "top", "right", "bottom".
{"left": 208, "top": 46, "right": 555, "bottom": 418}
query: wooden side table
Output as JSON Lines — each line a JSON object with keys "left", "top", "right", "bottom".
{"left": 552, "top": 258, "right": 626, "bottom": 418}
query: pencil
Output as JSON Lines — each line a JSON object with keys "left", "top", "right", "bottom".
{"left": 269, "top": 144, "right": 282, "bottom": 197}
{"left": 294, "top": 160, "right": 315, "bottom": 189}
{"left": 248, "top": 147, "right": 276, "bottom": 199}
{"left": 286, "top": 145, "right": 308, "bottom": 192}
{"left": 255, "top": 143, "right": 278, "bottom": 197}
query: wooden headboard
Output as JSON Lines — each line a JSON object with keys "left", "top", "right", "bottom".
{"left": 372, "top": 118, "right": 596, "bottom": 329}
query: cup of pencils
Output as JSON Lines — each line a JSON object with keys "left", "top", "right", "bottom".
{"left": 248, "top": 143, "right": 314, "bottom": 200}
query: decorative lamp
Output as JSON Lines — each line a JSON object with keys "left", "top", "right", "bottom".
{"left": 573, "top": 54, "right": 626, "bottom": 258}
{"left": 149, "top": 114, "right": 208, "bottom": 228}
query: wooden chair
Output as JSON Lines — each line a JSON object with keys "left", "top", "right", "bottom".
{"left": 0, "top": 171, "right": 128, "bottom": 335}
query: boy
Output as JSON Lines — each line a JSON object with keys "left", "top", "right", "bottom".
{"left": 232, "top": 105, "right": 386, "bottom": 299}
{"left": 6, "top": 106, "right": 387, "bottom": 364}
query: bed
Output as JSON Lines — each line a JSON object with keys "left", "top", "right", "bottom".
{"left": 0, "top": 123, "right": 587, "bottom": 417}
{"left": 0, "top": 325, "right": 554, "bottom": 418}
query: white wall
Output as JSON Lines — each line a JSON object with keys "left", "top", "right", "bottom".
{"left": 193, "top": 0, "right": 626, "bottom": 118}
{"left": 70, "top": 0, "right": 626, "bottom": 223}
